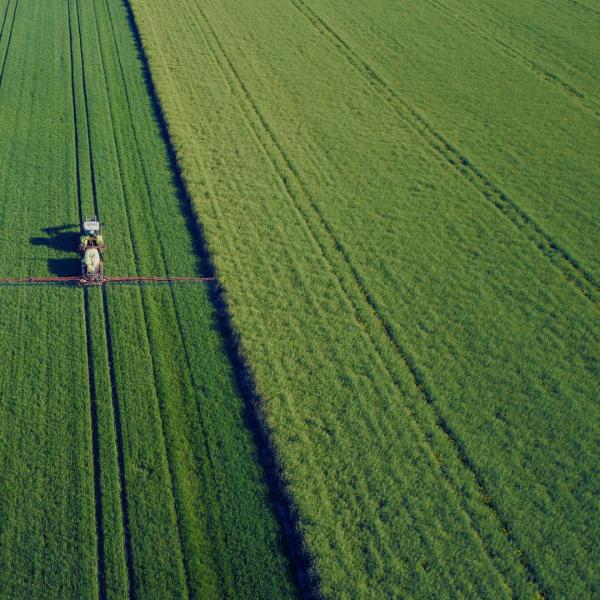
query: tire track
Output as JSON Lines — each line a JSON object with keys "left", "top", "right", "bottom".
{"left": 83, "top": 289, "right": 107, "bottom": 600}
{"left": 564, "top": 0, "right": 600, "bottom": 19}
{"left": 191, "top": 0, "right": 522, "bottom": 593}
{"left": 74, "top": 0, "right": 98, "bottom": 206}
{"left": 100, "top": 286, "right": 136, "bottom": 600}
{"left": 193, "top": 1, "right": 546, "bottom": 594}
{"left": 89, "top": 1, "right": 190, "bottom": 594}
{"left": 289, "top": 0, "right": 599, "bottom": 305}
{"left": 72, "top": 0, "right": 135, "bottom": 596}
{"left": 101, "top": 1, "right": 236, "bottom": 594}
{"left": 0, "top": 0, "right": 19, "bottom": 89}
{"left": 425, "top": 0, "right": 600, "bottom": 117}
{"left": 124, "top": 0, "right": 322, "bottom": 595}
{"left": 0, "top": 0, "right": 12, "bottom": 44}
{"left": 67, "top": 2, "right": 107, "bottom": 598}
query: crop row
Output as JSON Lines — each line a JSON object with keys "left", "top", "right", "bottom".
{"left": 0, "top": 0, "right": 295, "bottom": 597}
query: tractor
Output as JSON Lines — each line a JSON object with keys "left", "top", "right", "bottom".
{"left": 0, "top": 215, "right": 214, "bottom": 286}
{"left": 79, "top": 217, "right": 105, "bottom": 285}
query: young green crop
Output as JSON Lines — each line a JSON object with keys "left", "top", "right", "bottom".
{"left": 298, "top": 0, "right": 600, "bottom": 281}
{"left": 0, "top": 0, "right": 295, "bottom": 597}
{"left": 129, "top": 0, "right": 600, "bottom": 596}
{"left": 76, "top": 0, "right": 295, "bottom": 594}
{"left": 0, "top": 2, "right": 96, "bottom": 596}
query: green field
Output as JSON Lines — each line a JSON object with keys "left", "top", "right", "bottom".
{"left": 0, "top": 0, "right": 294, "bottom": 597}
{"left": 129, "top": 0, "right": 599, "bottom": 597}
{"left": 0, "top": 0, "right": 598, "bottom": 598}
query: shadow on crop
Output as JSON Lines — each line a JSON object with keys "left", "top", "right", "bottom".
{"left": 30, "top": 224, "right": 79, "bottom": 252}
{"left": 47, "top": 258, "right": 80, "bottom": 276}
{"left": 30, "top": 224, "right": 80, "bottom": 275}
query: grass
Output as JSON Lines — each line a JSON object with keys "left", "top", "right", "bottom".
{"left": 129, "top": 0, "right": 600, "bottom": 597}
{"left": 0, "top": 0, "right": 295, "bottom": 597}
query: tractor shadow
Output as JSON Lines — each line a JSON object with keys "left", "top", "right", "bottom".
{"left": 30, "top": 224, "right": 81, "bottom": 276}
{"left": 47, "top": 258, "right": 81, "bottom": 277}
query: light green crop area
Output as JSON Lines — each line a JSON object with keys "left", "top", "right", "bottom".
{"left": 0, "top": 0, "right": 294, "bottom": 598}
{"left": 130, "top": 0, "right": 600, "bottom": 597}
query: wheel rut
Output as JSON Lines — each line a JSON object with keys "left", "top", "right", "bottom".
{"left": 424, "top": 0, "right": 600, "bottom": 118}
{"left": 83, "top": 288, "right": 108, "bottom": 600}
{"left": 0, "top": 0, "right": 19, "bottom": 89}
{"left": 68, "top": 2, "right": 108, "bottom": 598}
{"left": 69, "top": 0, "right": 135, "bottom": 596}
{"left": 100, "top": 286, "right": 136, "bottom": 600}
{"left": 564, "top": 0, "right": 600, "bottom": 19}
{"left": 0, "top": 0, "right": 12, "bottom": 44}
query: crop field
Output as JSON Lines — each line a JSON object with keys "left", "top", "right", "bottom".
{"left": 128, "top": 0, "right": 600, "bottom": 598}
{"left": 0, "top": 0, "right": 294, "bottom": 598}
{"left": 0, "top": 0, "right": 598, "bottom": 599}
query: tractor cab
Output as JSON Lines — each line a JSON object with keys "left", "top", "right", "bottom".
{"left": 79, "top": 216, "right": 105, "bottom": 284}
{"left": 79, "top": 217, "right": 105, "bottom": 253}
